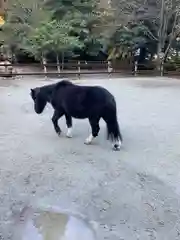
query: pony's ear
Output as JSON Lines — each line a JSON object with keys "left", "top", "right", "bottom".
{"left": 30, "top": 88, "right": 35, "bottom": 98}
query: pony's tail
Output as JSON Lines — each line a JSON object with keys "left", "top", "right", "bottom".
{"left": 106, "top": 114, "right": 122, "bottom": 142}
{"left": 103, "top": 103, "right": 122, "bottom": 150}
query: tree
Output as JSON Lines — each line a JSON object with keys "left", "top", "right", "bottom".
{"left": 0, "top": 0, "right": 49, "bottom": 60}
{"left": 24, "top": 19, "right": 84, "bottom": 68}
{"left": 45, "top": 0, "right": 112, "bottom": 58}
{"left": 124, "top": 0, "right": 180, "bottom": 72}
{"left": 107, "top": 22, "right": 154, "bottom": 62}
{"left": 0, "top": 0, "right": 113, "bottom": 62}
{"left": 98, "top": 0, "right": 155, "bottom": 61}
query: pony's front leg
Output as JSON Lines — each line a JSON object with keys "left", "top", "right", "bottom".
{"left": 65, "top": 114, "right": 73, "bottom": 138}
{"left": 52, "top": 110, "right": 64, "bottom": 136}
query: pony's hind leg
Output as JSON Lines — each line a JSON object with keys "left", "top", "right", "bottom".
{"left": 52, "top": 110, "right": 64, "bottom": 136}
{"left": 65, "top": 114, "right": 73, "bottom": 138}
{"left": 85, "top": 117, "right": 100, "bottom": 145}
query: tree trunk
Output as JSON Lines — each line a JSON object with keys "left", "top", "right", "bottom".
{"left": 156, "top": 0, "right": 166, "bottom": 74}
{"left": 156, "top": 0, "right": 178, "bottom": 75}
{"left": 164, "top": 12, "right": 178, "bottom": 61}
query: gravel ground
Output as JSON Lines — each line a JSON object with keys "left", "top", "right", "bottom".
{"left": 0, "top": 76, "right": 180, "bottom": 239}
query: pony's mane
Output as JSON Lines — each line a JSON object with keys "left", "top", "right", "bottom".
{"left": 40, "top": 80, "right": 72, "bottom": 91}
{"left": 38, "top": 80, "right": 72, "bottom": 96}
{"left": 55, "top": 80, "right": 73, "bottom": 89}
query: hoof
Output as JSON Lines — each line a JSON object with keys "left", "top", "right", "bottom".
{"left": 57, "top": 131, "right": 61, "bottom": 137}
{"left": 84, "top": 134, "right": 94, "bottom": 145}
{"left": 66, "top": 128, "right": 73, "bottom": 138}
{"left": 66, "top": 133, "right": 73, "bottom": 138}
{"left": 113, "top": 143, "right": 121, "bottom": 151}
{"left": 84, "top": 139, "right": 92, "bottom": 145}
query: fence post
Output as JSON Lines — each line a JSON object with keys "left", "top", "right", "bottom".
{"left": 4, "top": 60, "right": 8, "bottom": 75}
{"left": 56, "top": 54, "right": 61, "bottom": 74}
{"left": 160, "top": 61, "right": 164, "bottom": 76}
{"left": 159, "top": 52, "right": 165, "bottom": 76}
{"left": 42, "top": 55, "right": 47, "bottom": 77}
{"left": 134, "top": 61, "right": 138, "bottom": 76}
{"left": 107, "top": 60, "right": 113, "bottom": 78}
{"left": 61, "top": 52, "right": 64, "bottom": 71}
{"left": 78, "top": 61, "right": 81, "bottom": 79}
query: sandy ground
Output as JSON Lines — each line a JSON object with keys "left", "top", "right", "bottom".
{"left": 0, "top": 76, "right": 180, "bottom": 239}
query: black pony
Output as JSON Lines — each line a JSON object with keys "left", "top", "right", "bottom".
{"left": 30, "top": 80, "right": 122, "bottom": 150}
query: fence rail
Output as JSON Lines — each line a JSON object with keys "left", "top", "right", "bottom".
{"left": 0, "top": 61, "right": 180, "bottom": 78}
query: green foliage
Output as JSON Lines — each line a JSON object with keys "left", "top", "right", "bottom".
{"left": 4, "top": 0, "right": 179, "bottom": 63}
{"left": 0, "top": 0, "right": 49, "bottom": 57}
{"left": 45, "top": 0, "right": 110, "bottom": 57}
{"left": 23, "top": 19, "right": 83, "bottom": 60}
{"left": 45, "top": 0, "right": 97, "bottom": 19}
{"left": 0, "top": 0, "right": 111, "bottom": 60}
{"left": 108, "top": 24, "right": 150, "bottom": 60}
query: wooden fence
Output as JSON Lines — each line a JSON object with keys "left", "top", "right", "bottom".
{"left": 0, "top": 60, "right": 180, "bottom": 78}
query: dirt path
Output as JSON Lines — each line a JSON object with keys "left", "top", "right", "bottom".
{"left": 0, "top": 76, "right": 180, "bottom": 239}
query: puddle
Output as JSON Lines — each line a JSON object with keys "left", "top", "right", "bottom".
{"left": 13, "top": 205, "right": 97, "bottom": 240}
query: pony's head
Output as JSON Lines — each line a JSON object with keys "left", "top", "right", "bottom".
{"left": 30, "top": 87, "right": 47, "bottom": 114}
